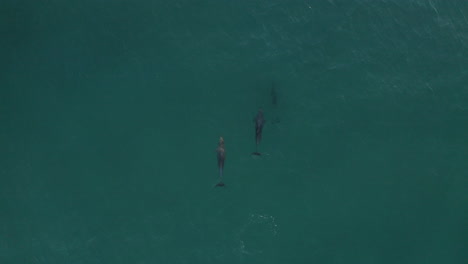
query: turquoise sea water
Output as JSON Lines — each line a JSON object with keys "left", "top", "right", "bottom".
{"left": 1, "top": 0, "right": 467, "bottom": 263}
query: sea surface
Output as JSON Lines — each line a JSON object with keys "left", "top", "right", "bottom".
{"left": 1, "top": 0, "right": 467, "bottom": 263}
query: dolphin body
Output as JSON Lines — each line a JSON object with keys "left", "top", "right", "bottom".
{"left": 215, "top": 137, "right": 226, "bottom": 187}
{"left": 252, "top": 109, "right": 265, "bottom": 156}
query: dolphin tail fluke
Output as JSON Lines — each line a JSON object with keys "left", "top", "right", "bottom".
{"left": 215, "top": 168, "right": 225, "bottom": 187}
{"left": 214, "top": 182, "right": 225, "bottom": 187}
{"left": 252, "top": 144, "right": 261, "bottom": 156}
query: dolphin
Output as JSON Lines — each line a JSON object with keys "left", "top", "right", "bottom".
{"left": 252, "top": 109, "right": 265, "bottom": 156}
{"left": 215, "top": 137, "right": 226, "bottom": 187}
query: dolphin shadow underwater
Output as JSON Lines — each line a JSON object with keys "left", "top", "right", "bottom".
{"left": 214, "top": 137, "right": 226, "bottom": 187}
{"left": 252, "top": 109, "right": 265, "bottom": 156}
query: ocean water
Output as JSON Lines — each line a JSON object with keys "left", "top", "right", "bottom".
{"left": 1, "top": 0, "right": 467, "bottom": 263}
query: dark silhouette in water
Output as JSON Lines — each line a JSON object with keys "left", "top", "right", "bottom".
{"left": 215, "top": 137, "right": 225, "bottom": 187}
{"left": 252, "top": 109, "right": 265, "bottom": 156}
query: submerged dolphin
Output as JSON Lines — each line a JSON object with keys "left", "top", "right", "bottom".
{"left": 252, "top": 109, "right": 265, "bottom": 156}
{"left": 215, "top": 137, "right": 225, "bottom": 187}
